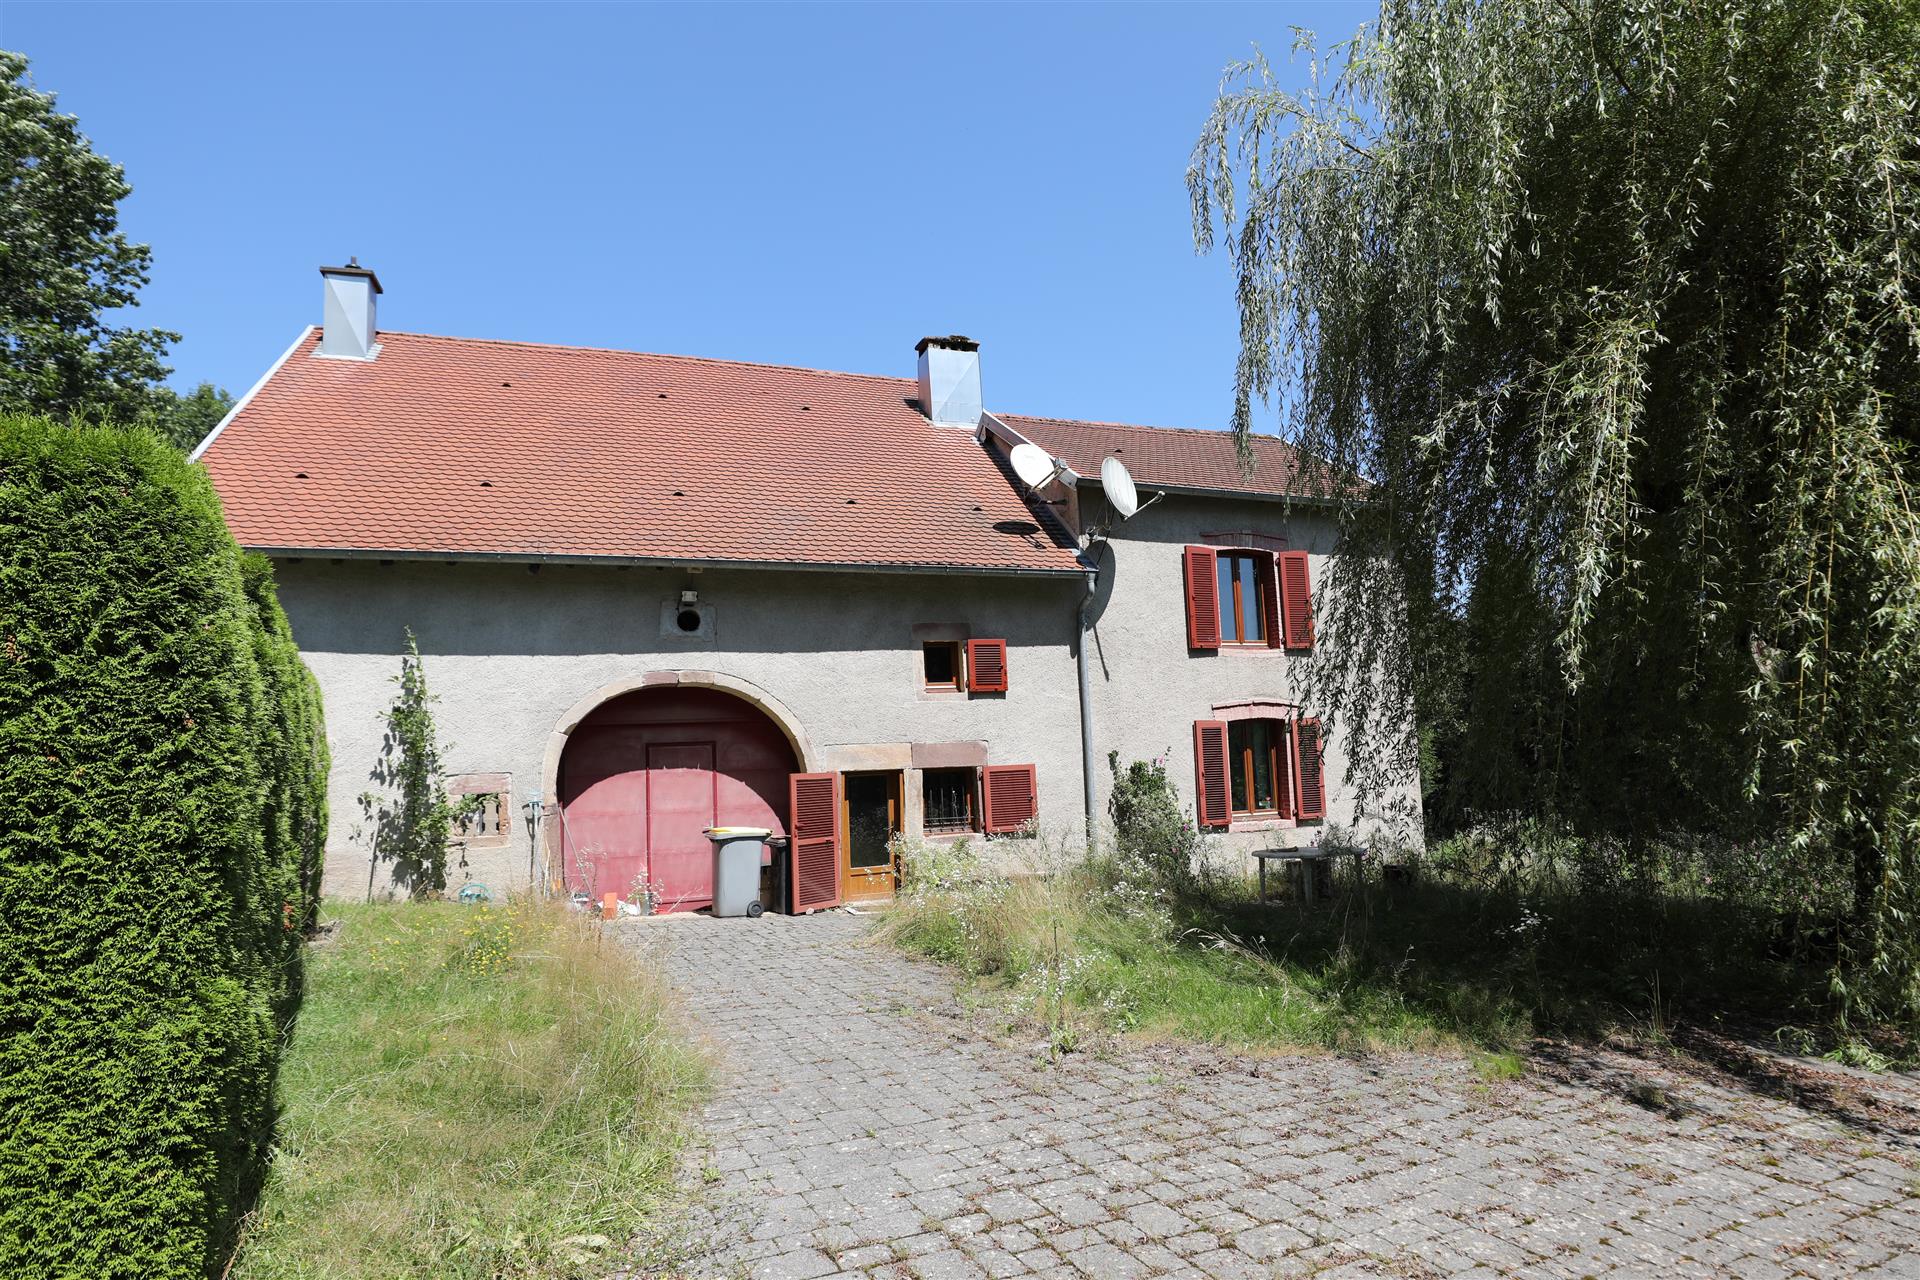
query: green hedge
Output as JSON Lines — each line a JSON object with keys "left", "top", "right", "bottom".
{"left": 0, "top": 416, "right": 328, "bottom": 1278}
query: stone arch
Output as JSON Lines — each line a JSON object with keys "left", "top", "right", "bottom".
{"left": 538, "top": 671, "right": 816, "bottom": 901}
{"left": 540, "top": 669, "right": 817, "bottom": 807}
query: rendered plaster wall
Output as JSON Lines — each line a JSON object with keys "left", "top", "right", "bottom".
{"left": 273, "top": 558, "right": 1086, "bottom": 898}
{"left": 1079, "top": 493, "right": 1424, "bottom": 860}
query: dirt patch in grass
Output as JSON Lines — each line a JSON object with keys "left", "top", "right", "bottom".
{"left": 228, "top": 899, "right": 707, "bottom": 1280}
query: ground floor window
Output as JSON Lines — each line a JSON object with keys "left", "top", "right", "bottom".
{"left": 1228, "top": 719, "right": 1289, "bottom": 817}
{"left": 922, "top": 767, "right": 979, "bottom": 834}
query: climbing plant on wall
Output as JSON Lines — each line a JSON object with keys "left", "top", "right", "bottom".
{"left": 359, "top": 628, "right": 454, "bottom": 896}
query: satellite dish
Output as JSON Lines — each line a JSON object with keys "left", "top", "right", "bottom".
{"left": 1101, "top": 455, "right": 1140, "bottom": 519}
{"left": 1009, "top": 442, "right": 1059, "bottom": 489}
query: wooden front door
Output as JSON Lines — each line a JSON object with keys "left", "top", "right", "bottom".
{"left": 841, "top": 771, "right": 901, "bottom": 903}
{"left": 645, "top": 742, "right": 716, "bottom": 912}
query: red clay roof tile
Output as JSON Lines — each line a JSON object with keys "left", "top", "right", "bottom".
{"left": 199, "top": 331, "right": 1326, "bottom": 573}
{"left": 995, "top": 412, "right": 1326, "bottom": 500}
{"left": 200, "top": 331, "right": 1082, "bottom": 574}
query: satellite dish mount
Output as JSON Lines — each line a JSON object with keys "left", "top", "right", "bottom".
{"left": 1008, "top": 442, "right": 1069, "bottom": 501}
{"left": 1094, "top": 454, "right": 1161, "bottom": 534}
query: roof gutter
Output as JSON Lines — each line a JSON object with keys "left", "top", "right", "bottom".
{"left": 246, "top": 545, "right": 1086, "bottom": 579}
{"left": 188, "top": 326, "right": 314, "bottom": 463}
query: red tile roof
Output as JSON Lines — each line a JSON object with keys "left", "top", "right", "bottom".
{"left": 198, "top": 330, "right": 1084, "bottom": 574}
{"left": 995, "top": 413, "right": 1338, "bottom": 500}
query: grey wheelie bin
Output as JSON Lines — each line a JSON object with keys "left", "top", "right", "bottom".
{"left": 705, "top": 826, "right": 772, "bottom": 917}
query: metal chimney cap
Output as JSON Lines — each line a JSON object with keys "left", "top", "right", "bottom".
{"left": 915, "top": 334, "right": 979, "bottom": 355}
{"left": 320, "top": 260, "right": 384, "bottom": 294}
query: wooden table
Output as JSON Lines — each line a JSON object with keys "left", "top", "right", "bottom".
{"left": 1253, "top": 847, "right": 1332, "bottom": 905}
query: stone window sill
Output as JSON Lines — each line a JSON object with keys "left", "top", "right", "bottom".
{"left": 1229, "top": 816, "right": 1299, "bottom": 833}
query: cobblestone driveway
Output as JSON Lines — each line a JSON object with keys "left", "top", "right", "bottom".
{"left": 631, "top": 912, "right": 1919, "bottom": 1279}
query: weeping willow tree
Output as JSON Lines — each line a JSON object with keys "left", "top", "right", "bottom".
{"left": 1190, "top": 0, "right": 1919, "bottom": 1031}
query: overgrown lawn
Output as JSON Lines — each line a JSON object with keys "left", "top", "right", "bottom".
{"left": 230, "top": 899, "right": 705, "bottom": 1279}
{"left": 879, "top": 834, "right": 1846, "bottom": 1061}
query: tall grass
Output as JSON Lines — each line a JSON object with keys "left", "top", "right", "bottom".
{"left": 229, "top": 899, "right": 706, "bottom": 1280}
{"left": 876, "top": 836, "right": 1513, "bottom": 1054}
{"left": 879, "top": 824, "right": 1848, "bottom": 1059}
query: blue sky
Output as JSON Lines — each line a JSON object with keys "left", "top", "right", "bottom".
{"left": 6, "top": 2, "right": 1361, "bottom": 430}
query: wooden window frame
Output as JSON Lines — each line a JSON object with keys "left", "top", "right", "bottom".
{"left": 921, "top": 640, "right": 964, "bottom": 691}
{"left": 921, "top": 766, "right": 981, "bottom": 836}
{"left": 1214, "top": 550, "right": 1271, "bottom": 646}
{"left": 1227, "top": 719, "right": 1292, "bottom": 819}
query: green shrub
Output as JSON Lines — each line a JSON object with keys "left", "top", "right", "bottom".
{"left": 1106, "top": 752, "right": 1202, "bottom": 897}
{"left": 0, "top": 417, "right": 327, "bottom": 1278}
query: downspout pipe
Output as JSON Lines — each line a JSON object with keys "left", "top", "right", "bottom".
{"left": 1077, "top": 551, "right": 1101, "bottom": 849}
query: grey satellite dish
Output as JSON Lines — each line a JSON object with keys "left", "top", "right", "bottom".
{"left": 1101, "top": 455, "right": 1140, "bottom": 519}
{"left": 1009, "top": 442, "right": 1060, "bottom": 489}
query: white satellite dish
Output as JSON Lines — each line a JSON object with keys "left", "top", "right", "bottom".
{"left": 1101, "top": 455, "right": 1140, "bottom": 519}
{"left": 1009, "top": 442, "right": 1060, "bottom": 489}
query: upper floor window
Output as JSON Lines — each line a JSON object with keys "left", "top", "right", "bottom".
{"left": 1215, "top": 552, "right": 1268, "bottom": 645}
{"left": 1183, "top": 545, "right": 1313, "bottom": 652}
{"left": 922, "top": 641, "right": 962, "bottom": 690}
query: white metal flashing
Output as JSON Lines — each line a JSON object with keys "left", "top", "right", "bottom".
{"left": 980, "top": 410, "right": 1347, "bottom": 507}
{"left": 980, "top": 410, "right": 1083, "bottom": 485}
{"left": 188, "top": 326, "right": 314, "bottom": 462}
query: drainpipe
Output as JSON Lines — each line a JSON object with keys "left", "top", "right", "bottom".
{"left": 1076, "top": 550, "right": 1102, "bottom": 848}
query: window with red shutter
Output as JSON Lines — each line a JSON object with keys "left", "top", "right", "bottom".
{"left": 1279, "top": 551, "right": 1314, "bottom": 650}
{"left": 1291, "top": 719, "right": 1326, "bottom": 820}
{"left": 1225, "top": 719, "right": 1292, "bottom": 818}
{"left": 1258, "top": 551, "right": 1284, "bottom": 649}
{"left": 965, "top": 638, "right": 1008, "bottom": 693}
{"left": 1192, "top": 720, "right": 1230, "bottom": 829}
{"left": 981, "top": 764, "right": 1037, "bottom": 834}
{"left": 787, "top": 772, "right": 843, "bottom": 911}
{"left": 1183, "top": 546, "right": 1222, "bottom": 650}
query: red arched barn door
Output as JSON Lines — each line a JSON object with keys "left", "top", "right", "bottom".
{"left": 558, "top": 687, "right": 796, "bottom": 912}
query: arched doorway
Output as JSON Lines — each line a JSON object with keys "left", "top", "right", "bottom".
{"left": 557, "top": 686, "right": 798, "bottom": 912}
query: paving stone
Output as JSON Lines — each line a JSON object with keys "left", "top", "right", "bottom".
{"left": 630, "top": 913, "right": 1920, "bottom": 1279}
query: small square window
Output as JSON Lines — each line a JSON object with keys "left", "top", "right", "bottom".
{"left": 922, "top": 641, "right": 962, "bottom": 690}
{"left": 922, "top": 767, "right": 979, "bottom": 834}
{"left": 447, "top": 772, "right": 513, "bottom": 848}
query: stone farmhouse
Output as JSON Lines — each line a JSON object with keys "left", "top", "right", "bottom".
{"left": 194, "top": 264, "right": 1420, "bottom": 909}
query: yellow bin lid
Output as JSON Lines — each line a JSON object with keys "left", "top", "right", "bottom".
{"left": 704, "top": 826, "right": 772, "bottom": 839}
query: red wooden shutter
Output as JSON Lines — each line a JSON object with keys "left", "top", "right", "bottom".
{"left": 1183, "top": 546, "right": 1221, "bottom": 650}
{"left": 1275, "top": 720, "right": 1294, "bottom": 819}
{"left": 966, "top": 638, "right": 1008, "bottom": 693}
{"left": 1279, "top": 551, "right": 1314, "bottom": 650}
{"left": 1291, "top": 719, "right": 1325, "bottom": 820}
{"left": 981, "top": 764, "right": 1037, "bottom": 834}
{"left": 1193, "top": 720, "right": 1230, "bottom": 829}
{"left": 1258, "top": 551, "right": 1284, "bottom": 649}
{"left": 787, "top": 772, "right": 842, "bottom": 912}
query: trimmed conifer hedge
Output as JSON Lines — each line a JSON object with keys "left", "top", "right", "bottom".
{"left": 0, "top": 416, "right": 328, "bottom": 1278}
